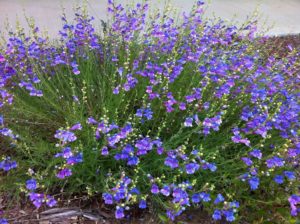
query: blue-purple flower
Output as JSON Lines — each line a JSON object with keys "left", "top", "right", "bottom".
{"left": 151, "top": 184, "right": 159, "bottom": 194}
{"left": 26, "top": 179, "right": 37, "bottom": 191}
{"left": 139, "top": 199, "right": 147, "bottom": 209}
{"left": 115, "top": 206, "right": 125, "bottom": 219}
{"left": 249, "top": 149, "right": 262, "bottom": 159}
{"left": 0, "top": 157, "right": 17, "bottom": 171}
{"left": 274, "top": 175, "right": 284, "bottom": 184}
{"left": 185, "top": 162, "right": 200, "bottom": 174}
{"left": 248, "top": 176, "right": 259, "bottom": 190}
{"left": 56, "top": 168, "right": 72, "bottom": 179}
{"left": 212, "top": 209, "right": 222, "bottom": 220}
{"left": 288, "top": 195, "right": 300, "bottom": 216}
{"left": 214, "top": 193, "right": 224, "bottom": 204}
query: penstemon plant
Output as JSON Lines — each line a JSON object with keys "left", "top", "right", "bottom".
{"left": 0, "top": 0, "right": 299, "bottom": 223}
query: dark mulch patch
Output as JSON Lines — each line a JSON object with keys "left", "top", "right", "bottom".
{"left": 261, "top": 33, "right": 300, "bottom": 57}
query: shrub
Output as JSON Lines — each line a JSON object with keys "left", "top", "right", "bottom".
{"left": 0, "top": 0, "right": 299, "bottom": 222}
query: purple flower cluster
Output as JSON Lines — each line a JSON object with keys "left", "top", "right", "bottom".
{"left": 114, "top": 144, "right": 138, "bottom": 166}
{"left": 135, "top": 137, "right": 162, "bottom": 156}
{"left": 288, "top": 195, "right": 300, "bottom": 216}
{"left": 87, "top": 117, "right": 132, "bottom": 146}
{"left": 149, "top": 179, "right": 239, "bottom": 222}
{"left": 0, "top": 157, "right": 17, "bottom": 171}
{"left": 54, "top": 124, "right": 83, "bottom": 179}
{"left": 102, "top": 175, "right": 145, "bottom": 219}
{"left": 136, "top": 107, "right": 153, "bottom": 121}
{"left": 266, "top": 156, "right": 285, "bottom": 168}
{"left": 231, "top": 127, "right": 250, "bottom": 146}
{"left": 0, "top": 218, "right": 8, "bottom": 224}
{"left": 0, "top": 0, "right": 299, "bottom": 222}
{"left": 203, "top": 114, "right": 222, "bottom": 135}
{"left": 54, "top": 129, "right": 77, "bottom": 144}
{"left": 164, "top": 148, "right": 216, "bottom": 174}
{"left": 25, "top": 178, "right": 57, "bottom": 208}
{"left": 55, "top": 148, "right": 83, "bottom": 179}
{"left": 183, "top": 114, "right": 200, "bottom": 127}
{"left": 29, "top": 192, "right": 57, "bottom": 208}
{"left": 0, "top": 115, "right": 17, "bottom": 139}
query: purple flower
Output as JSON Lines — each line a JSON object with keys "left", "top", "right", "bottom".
{"left": 241, "top": 157, "right": 253, "bottom": 166}
{"left": 69, "top": 123, "right": 82, "bottom": 131}
{"left": 203, "top": 102, "right": 210, "bottom": 110}
{"left": 249, "top": 149, "right": 262, "bottom": 159}
{"left": 166, "top": 209, "right": 183, "bottom": 221}
{"left": 254, "top": 126, "right": 267, "bottom": 138}
{"left": 179, "top": 102, "right": 186, "bottom": 110}
{"left": 200, "top": 192, "right": 211, "bottom": 202}
{"left": 55, "top": 147, "right": 73, "bottom": 158}
{"left": 135, "top": 137, "right": 153, "bottom": 155}
{"left": 151, "top": 184, "right": 159, "bottom": 194}
{"left": 0, "top": 54, "right": 5, "bottom": 62}
{"left": 214, "top": 194, "right": 224, "bottom": 204}
{"left": 56, "top": 168, "right": 72, "bottom": 179}
{"left": 207, "top": 163, "right": 217, "bottom": 172}
{"left": 223, "top": 209, "right": 235, "bottom": 222}
{"left": 184, "top": 117, "right": 193, "bottom": 127}
{"left": 288, "top": 148, "right": 300, "bottom": 157}
{"left": 46, "top": 195, "right": 57, "bottom": 207}
{"left": 115, "top": 206, "right": 125, "bottom": 219}
{"left": 103, "top": 193, "right": 114, "bottom": 204}
{"left": 127, "top": 156, "right": 139, "bottom": 166}
{"left": 0, "top": 128, "right": 16, "bottom": 139}
{"left": 229, "top": 201, "right": 240, "bottom": 208}
{"left": 164, "top": 92, "right": 177, "bottom": 112}
{"left": 66, "top": 152, "right": 83, "bottom": 165}
{"left": 136, "top": 107, "right": 153, "bottom": 120}
{"left": 54, "top": 130, "right": 77, "bottom": 144}
{"left": 157, "top": 146, "right": 164, "bottom": 155}
{"left": 202, "top": 115, "right": 222, "bottom": 135}
{"left": 164, "top": 156, "right": 179, "bottom": 169}
{"left": 144, "top": 108, "right": 153, "bottom": 120}
{"left": 185, "top": 162, "right": 200, "bottom": 174}
{"left": 288, "top": 195, "right": 300, "bottom": 216}
{"left": 274, "top": 175, "right": 284, "bottom": 184}
{"left": 26, "top": 179, "right": 37, "bottom": 191}
{"left": 212, "top": 209, "right": 222, "bottom": 220}
{"left": 231, "top": 128, "right": 250, "bottom": 146}
{"left": 0, "top": 157, "right": 17, "bottom": 171}
{"left": 136, "top": 108, "right": 143, "bottom": 117}
{"left": 0, "top": 115, "right": 3, "bottom": 126}
{"left": 113, "top": 86, "right": 120, "bottom": 94}
{"left": 284, "top": 171, "right": 296, "bottom": 180}
{"left": 160, "top": 185, "right": 171, "bottom": 196}
{"left": 172, "top": 188, "right": 189, "bottom": 205}
{"left": 107, "top": 134, "right": 121, "bottom": 147}
{"left": 71, "top": 62, "right": 80, "bottom": 75}
{"left": 266, "top": 156, "right": 284, "bottom": 168}
{"left": 192, "top": 193, "right": 201, "bottom": 203}
{"left": 248, "top": 176, "right": 259, "bottom": 190}
{"left": 139, "top": 199, "right": 147, "bottom": 209}
{"left": 130, "top": 188, "right": 140, "bottom": 195}
{"left": 101, "top": 146, "right": 109, "bottom": 156}
{"left": 87, "top": 117, "right": 98, "bottom": 125}
{"left": 29, "top": 192, "right": 44, "bottom": 208}
{"left": 0, "top": 218, "right": 8, "bottom": 224}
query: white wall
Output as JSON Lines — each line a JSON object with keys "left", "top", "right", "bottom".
{"left": 0, "top": 0, "right": 300, "bottom": 38}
